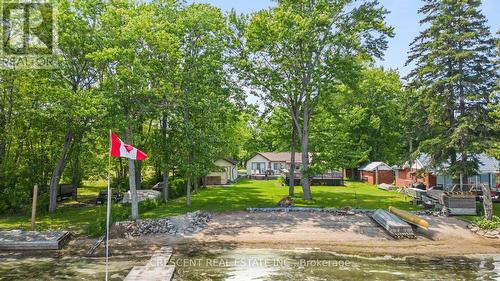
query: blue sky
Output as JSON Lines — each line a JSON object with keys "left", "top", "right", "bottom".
{"left": 189, "top": 0, "right": 500, "bottom": 76}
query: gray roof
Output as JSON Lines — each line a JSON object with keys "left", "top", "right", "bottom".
{"left": 358, "top": 162, "right": 393, "bottom": 171}
{"left": 257, "top": 152, "right": 303, "bottom": 163}
{"left": 223, "top": 157, "right": 238, "bottom": 165}
{"left": 472, "top": 154, "right": 498, "bottom": 174}
{"left": 401, "top": 153, "right": 499, "bottom": 174}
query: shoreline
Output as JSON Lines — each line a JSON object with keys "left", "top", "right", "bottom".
{"left": 1, "top": 211, "right": 499, "bottom": 260}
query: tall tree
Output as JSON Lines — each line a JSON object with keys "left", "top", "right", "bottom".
{"left": 311, "top": 67, "right": 405, "bottom": 173}
{"left": 47, "top": 0, "right": 104, "bottom": 212}
{"left": 177, "top": 4, "right": 242, "bottom": 207}
{"left": 237, "top": 0, "right": 393, "bottom": 199}
{"left": 406, "top": 0, "right": 498, "bottom": 184}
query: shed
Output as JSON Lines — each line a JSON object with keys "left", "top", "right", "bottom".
{"left": 206, "top": 158, "right": 239, "bottom": 185}
{"left": 358, "top": 162, "right": 394, "bottom": 185}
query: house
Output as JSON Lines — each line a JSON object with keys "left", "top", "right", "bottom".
{"left": 246, "top": 152, "right": 302, "bottom": 179}
{"left": 206, "top": 158, "right": 238, "bottom": 185}
{"left": 395, "top": 153, "right": 499, "bottom": 191}
{"left": 358, "top": 162, "right": 394, "bottom": 185}
{"left": 395, "top": 154, "right": 436, "bottom": 188}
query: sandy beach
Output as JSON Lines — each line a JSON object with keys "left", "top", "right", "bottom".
{"left": 85, "top": 211, "right": 500, "bottom": 259}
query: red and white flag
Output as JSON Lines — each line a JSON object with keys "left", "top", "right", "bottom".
{"left": 110, "top": 131, "right": 148, "bottom": 161}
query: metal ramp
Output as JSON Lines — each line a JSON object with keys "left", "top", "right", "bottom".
{"left": 371, "top": 209, "right": 416, "bottom": 239}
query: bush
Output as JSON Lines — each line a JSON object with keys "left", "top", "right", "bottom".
{"left": 473, "top": 216, "right": 500, "bottom": 230}
{"left": 168, "top": 178, "right": 187, "bottom": 199}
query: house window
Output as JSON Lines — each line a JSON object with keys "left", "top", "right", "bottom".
{"left": 251, "top": 162, "right": 265, "bottom": 174}
{"left": 273, "top": 163, "right": 282, "bottom": 171}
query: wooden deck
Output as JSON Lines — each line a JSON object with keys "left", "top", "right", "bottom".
{"left": 0, "top": 230, "right": 71, "bottom": 250}
{"left": 124, "top": 247, "right": 175, "bottom": 281}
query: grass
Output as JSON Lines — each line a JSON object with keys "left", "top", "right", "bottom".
{"left": 0, "top": 179, "right": 497, "bottom": 234}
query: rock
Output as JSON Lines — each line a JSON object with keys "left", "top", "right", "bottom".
{"left": 113, "top": 211, "right": 212, "bottom": 238}
{"left": 483, "top": 233, "right": 498, "bottom": 239}
{"left": 122, "top": 190, "right": 161, "bottom": 204}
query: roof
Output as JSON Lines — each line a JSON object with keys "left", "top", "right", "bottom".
{"left": 223, "top": 157, "right": 238, "bottom": 166}
{"left": 256, "top": 152, "right": 303, "bottom": 163}
{"left": 216, "top": 158, "right": 238, "bottom": 166}
{"left": 358, "top": 162, "right": 393, "bottom": 171}
{"left": 476, "top": 154, "right": 499, "bottom": 173}
{"left": 400, "top": 153, "right": 499, "bottom": 174}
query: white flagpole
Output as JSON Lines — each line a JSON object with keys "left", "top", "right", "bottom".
{"left": 105, "top": 130, "right": 112, "bottom": 281}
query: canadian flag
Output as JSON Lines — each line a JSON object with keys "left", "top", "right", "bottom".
{"left": 110, "top": 131, "right": 148, "bottom": 161}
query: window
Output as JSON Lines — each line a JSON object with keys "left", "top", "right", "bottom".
{"left": 251, "top": 162, "right": 266, "bottom": 174}
{"left": 273, "top": 163, "right": 282, "bottom": 171}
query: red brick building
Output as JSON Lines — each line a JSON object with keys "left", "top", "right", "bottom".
{"left": 358, "top": 162, "right": 394, "bottom": 185}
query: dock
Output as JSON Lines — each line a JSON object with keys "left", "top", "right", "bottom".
{"left": 0, "top": 230, "right": 71, "bottom": 250}
{"left": 124, "top": 247, "right": 175, "bottom": 281}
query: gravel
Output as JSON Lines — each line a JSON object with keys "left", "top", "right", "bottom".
{"left": 114, "top": 211, "right": 212, "bottom": 238}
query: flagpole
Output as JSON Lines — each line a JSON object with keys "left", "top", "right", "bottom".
{"left": 105, "top": 129, "right": 112, "bottom": 281}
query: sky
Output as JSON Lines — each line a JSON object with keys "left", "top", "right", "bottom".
{"left": 189, "top": 0, "right": 500, "bottom": 77}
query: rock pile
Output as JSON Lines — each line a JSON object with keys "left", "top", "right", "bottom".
{"left": 276, "top": 196, "right": 294, "bottom": 207}
{"left": 467, "top": 224, "right": 500, "bottom": 239}
{"left": 113, "top": 211, "right": 212, "bottom": 238}
{"left": 122, "top": 190, "right": 161, "bottom": 204}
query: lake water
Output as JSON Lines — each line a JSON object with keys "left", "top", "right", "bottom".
{"left": 0, "top": 249, "right": 499, "bottom": 280}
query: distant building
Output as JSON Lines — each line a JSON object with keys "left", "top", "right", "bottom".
{"left": 394, "top": 153, "right": 499, "bottom": 190}
{"left": 246, "top": 152, "right": 302, "bottom": 179}
{"left": 206, "top": 158, "right": 238, "bottom": 185}
{"left": 358, "top": 162, "right": 394, "bottom": 185}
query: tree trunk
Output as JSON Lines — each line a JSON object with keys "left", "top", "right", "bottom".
{"left": 289, "top": 119, "right": 296, "bottom": 197}
{"left": 300, "top": 100, "right": 312, "bottom": 200}
{"left": 481, "top": 184, "right": 493, "bottom": 221}
{"left": 186, "top": 148, "right": 193, "bottom": 207}
{"left": 71, "top": 156, "right": 80, "bottom": 201}
{"left": 126, "top": 125, "right": 139, "bottom": 220}
{"left": 48, "top": 131, "right": 74, "bottom": 213}
{"left": 0, "top": 139, "right": 4, "bottom": 167}
{"left": 194, "top": 178, "right": 199, "bottom": 193}
{"left": 162, "top": 169, "right": 169, "bottom": 203}
{"left": 186, "top": 176, "right": 191, "bottom": 207}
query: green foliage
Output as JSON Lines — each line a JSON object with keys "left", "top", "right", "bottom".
{"left": 1, "top": 179, "right": 420, "bottom": 235}
{"left": 406, "top": 0, "right": 499, "bottom": 176}
{"left": 473, "top": 216, "right": 500, "bottom": 230}
{"left": 311, "top": 67, "right": 405, "bottom": 171}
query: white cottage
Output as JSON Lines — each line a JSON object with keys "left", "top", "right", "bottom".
{"left": 206, "top": 158, "right": 239, "bottom": 185}
{"left": 246, "top": 152, "right": 302, "bottom": 177}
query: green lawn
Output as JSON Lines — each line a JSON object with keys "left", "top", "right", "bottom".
{"left": 0, "top": 179, "right": 497, "bottom": 234}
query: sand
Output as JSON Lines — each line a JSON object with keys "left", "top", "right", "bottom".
{"left": 87, "top": 211, "right": 500, "bottom": 259}
{"left": 183, "top": 212, "right": 499, "bottom": 257}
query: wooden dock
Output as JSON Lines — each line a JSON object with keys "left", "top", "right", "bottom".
{"left": 124, "top": 247, "right": 175, "bottom": 281}
{"left": 0, "top": 230, "right": 71, "bottom": 250}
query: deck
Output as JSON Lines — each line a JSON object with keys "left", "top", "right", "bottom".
{"left": 0, "top": 230, "right": 71, "bottom": 250}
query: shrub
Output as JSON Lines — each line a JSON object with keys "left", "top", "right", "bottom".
{"left": 168, "top": 178, "right": 187, "bottom": 199}
{"left": 473, "top": 216, "right": 500, "bottom": 230}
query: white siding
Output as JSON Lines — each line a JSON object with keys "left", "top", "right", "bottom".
{"left": 207, "top": 159, "right": 238, "bottom": 184}
{"left": 246, "top": 154, "right": 269, "bottom": 175}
